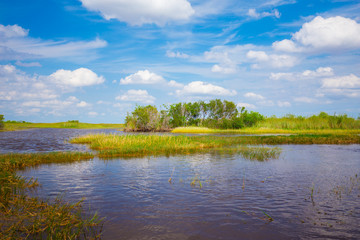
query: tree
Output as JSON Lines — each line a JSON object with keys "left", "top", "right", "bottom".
{"left": 125, "top": 105, "right": 160, "bottom": 131}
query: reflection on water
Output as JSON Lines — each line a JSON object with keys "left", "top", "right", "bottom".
{"left": 0, "top": 128, "right": 120, "bottom": 153}
{"left": 19, "top": 144, "right": 360, "bottom": 240}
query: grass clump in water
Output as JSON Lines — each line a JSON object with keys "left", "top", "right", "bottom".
{"left": 0, "top": 152, "right": 103, "bottom": 239}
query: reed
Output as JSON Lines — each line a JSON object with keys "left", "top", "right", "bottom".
{"left": 0, "top": 152, "right": 103, "bottom": 239}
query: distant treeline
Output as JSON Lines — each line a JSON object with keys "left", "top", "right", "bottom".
{"left": 124, "top": 100, "right": 360, "bottom": 132}
{"left": 125, "top": 99, "right": 264, "bottom": 131}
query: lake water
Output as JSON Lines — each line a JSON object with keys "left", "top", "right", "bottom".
{"left": 1, "top": 129, "right": 360, "bottom": 239}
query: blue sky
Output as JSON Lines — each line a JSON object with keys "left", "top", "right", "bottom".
{"left": 1, "top": 0, "right": 360, "bottom": 123}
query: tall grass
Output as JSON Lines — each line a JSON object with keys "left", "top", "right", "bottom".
{"left": 258, "top": 113, "right": 360, "bottom": 130}
{"left": 0, "top": 152, "right": 103, "bottom": 239}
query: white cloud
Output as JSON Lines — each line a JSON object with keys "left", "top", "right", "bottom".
{"left": 168, "top": 80, "right": 184, "bottom": 88}
{"left": 246, "top": 50, "right": 297, "bottom": 68}
{"left": 321, "top": 74, "right": 360, "bottom": 89}
{"left": 269, "top": 72, "right": 294, "bottom": 81}
{"left": 258, "top": 100, "right": 275, "bottom": 106}
{"left": 176, "top": 81, "right": 237, "bottom": 96}
{"left": 270, "top": 67, "right": 334, "bottom": 81}
{"left": 244, "top": 92, "right": 265, "bottom": 100}
{"left": 0, "top": 24, "right": 28, "bottom": 38}
{"left": 80, "top": 0, "right": 195, "bottom": 26}
{"left": 0, "top": 24, "right": 107, "bottom": 61}
{"left": 50, "top": 68, "right": 105, "bottom": 87}
{"left": 211, "top": 64, "right": 237, "bottom": 74}
{"left": 77, "top": 101, "right": 91, "bottom": 107}
{"left": 237, "top": 102, "right": 256, "bottom": 109}
{"left": 166, "top": 50, "right": 189, "bottom": 58}
{"left": 319, "top": 74, "right": 360, "bottom": 98}
{"left": 273, "top": 16, "right": 360, "bottom": 53}
{"left": 302, "top": 67, "right": 334, "bottom": 77}
{"left": 247, "top": 8, "right": 280, "bottom": 19}
{"left": 116, "top": 89, "right": 156, "bottom": 104}
{"left": 277, "top": 101, "right": 291, "bottom": 107}
{"left": 120, "top": 70, "right": 165, "bottom": 85}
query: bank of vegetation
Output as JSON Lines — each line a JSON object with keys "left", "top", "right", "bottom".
{"left": 124, "top": 100, "right": 360, "bottom": 133}
{"left": 0, "top": 152, "right": 103, "bottom": 239}
{"left": 124, "top": 99, "right": 264, "bottom": 132}
{"left": 0, "top": 118, "right": 124, "bottom": 131}
{"left": 70, "top": 134, "right": 360, "bottom": 159}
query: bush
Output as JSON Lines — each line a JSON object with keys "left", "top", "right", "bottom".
{"left": 0, "top": 115, "right": 4, "bottom": 129}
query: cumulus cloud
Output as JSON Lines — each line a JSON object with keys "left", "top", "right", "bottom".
{"left": 116, "top": 89, "right": 156, "bottom": 104}
{"left": 120, "top": 70, "right": 165, "bottom": 85}
{"left": 273, "top": 16, "right": 360, "bottom": 53}
{"left": 168, "top": 80, "right": 184, "bottom": 88}
{"left": 244, "top": 92, "right": 265, "bottom": 100}
{"left": 50, "top": 68, "right": 105, "bottom": 87}
{"left": 175, "top": 81, "right": 237, "bottom": 96}
{"left": 246, "top": 50, "right": 297, "bottom": 68}
{"left": 319, "top": 74, "right": 360, "bottom": 97}
{"left": 247, "top": 8, "right": 280, "bottom": 19}
{"left": 0, "top": 24, "right": 107, "bottom": 61}
{"left": 0, "top": 64, "right": 99, "bottom": 116}
{"left": 80, "top": 0, "right": 195, "bottom": 26}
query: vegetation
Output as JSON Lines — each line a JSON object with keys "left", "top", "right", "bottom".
{"left": 0, "top": 152, "right": 103, "bottom": 239}
{"left": 0, "top": 114, "right": 4, "bottom": 130}
{"left": 257, "top": 112, "right": 360, "bottom": 130}
{"left": 125, "top": 99, "right": 264, "bottom": 131}
{"left": 1, "top": 120, "right": 124, "bottom": 131}
{"left": 70, "top": 133, "right": 360, "bottom": 159}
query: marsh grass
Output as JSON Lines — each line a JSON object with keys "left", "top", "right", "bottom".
{"left": 70, "top": 133, "right": 359, "bottom": 158}
{"left": 70, "top": 134, "right": 287, "bottom": 161}
{"left": 0, "top": 152, "right": 103, "bottom": 239}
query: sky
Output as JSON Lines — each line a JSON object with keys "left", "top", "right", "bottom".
{"left": 1, "top": 0, "right": 360, "bottom": 123}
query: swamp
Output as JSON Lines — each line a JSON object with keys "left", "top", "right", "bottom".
{"left": 0, "top": 126, "right": 360, "bottom": 239}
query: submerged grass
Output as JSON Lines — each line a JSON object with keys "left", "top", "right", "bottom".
{"left": 0, "top": 152, "right": 103, "bottom": 239}
{"left": 69, "top": 133, "right": 358, "bottom": 159}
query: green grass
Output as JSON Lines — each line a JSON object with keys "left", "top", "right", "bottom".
{"left": 70, "top": 133, "right": 359, "bottom": 159}
{"left": 1, "top": 121, "right": 124, "bottom": 131}
{"left": 171, "top": 126, "right": 360, "bottom": 135}
{"left": 0, "top": 152, "right": 103, "bottom": 239}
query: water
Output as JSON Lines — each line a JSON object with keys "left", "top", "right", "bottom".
{"left": 1, "top": 129, "right": 360, "bottom": 239}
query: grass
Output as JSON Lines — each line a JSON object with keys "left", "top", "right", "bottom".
{"left": 172, "top": 126, "right": 360, "bottom": 135}
{"left": 69, "top": 133, "right": 359, "bottom": 159}
{"left": 1, "top": 121, "right": 124, "bottom": 131}
{"left": 0, "top": 152, "right": 103, "bottom": 239}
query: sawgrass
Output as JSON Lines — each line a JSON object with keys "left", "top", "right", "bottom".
{"left": 0, "top": 152, "right": 103, "bottom": 239}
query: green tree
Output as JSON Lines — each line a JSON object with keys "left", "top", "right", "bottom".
{"left": 125, "top": 105, "right": 160, "bottom": 131}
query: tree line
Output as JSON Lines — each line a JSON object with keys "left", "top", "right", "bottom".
{"left": 124, "top": 99, "right": 264, "bottom": 132}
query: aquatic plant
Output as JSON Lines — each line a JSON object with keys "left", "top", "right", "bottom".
{"left": 0, "top": 152, "right": 103, "bottom": 239}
